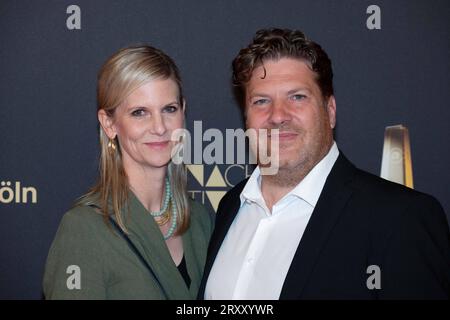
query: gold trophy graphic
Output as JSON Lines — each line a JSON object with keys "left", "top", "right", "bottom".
{"left": 380, "top": 125, "right": 414, "bottom": 189}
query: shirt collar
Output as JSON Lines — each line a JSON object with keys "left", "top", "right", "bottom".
{"left": 240, "top": 141, "right": 339, "bottom": 208}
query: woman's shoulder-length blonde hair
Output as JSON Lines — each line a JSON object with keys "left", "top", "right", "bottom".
{"left": 76, "top": 44, "right": 190, "bottom": 235}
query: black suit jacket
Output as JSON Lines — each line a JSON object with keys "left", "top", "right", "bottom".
{"left": 199, "top": 154, "right": 450, "bottom": 299}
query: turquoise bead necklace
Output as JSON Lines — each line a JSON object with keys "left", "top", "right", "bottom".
{"left": 150, "top": 177, "right": 177, "bottom": 240}
{"left": 149, "top": 177, "right": 171, "bottom": 216}
{"left": 164, "top": 198, "right": 178, "bottom": 240}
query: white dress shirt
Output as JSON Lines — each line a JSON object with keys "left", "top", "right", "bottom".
{"left": 204, "top": 142, "right": 339, "bottom": 300}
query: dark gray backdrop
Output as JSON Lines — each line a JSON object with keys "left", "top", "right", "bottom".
{"left": 1, "top": 0, "right": 449, "bottom": 299}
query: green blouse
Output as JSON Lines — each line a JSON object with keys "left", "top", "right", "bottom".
{"left": 43, "top": 192, "right": 214, "bottom": 299}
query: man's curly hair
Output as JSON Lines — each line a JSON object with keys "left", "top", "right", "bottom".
{"left": 232, "top": 28, "right": 334, "bottom": 107}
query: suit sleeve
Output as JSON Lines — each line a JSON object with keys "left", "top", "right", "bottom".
{"left": 379, "top": 195, "right": 450, "bottom": 299}
{"left": 43, "top": 210, "right": 107, "bottom": 299}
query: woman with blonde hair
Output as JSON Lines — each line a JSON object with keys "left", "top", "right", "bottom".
{"left": 43, "top": 45, "right": 214, "bottom": 299}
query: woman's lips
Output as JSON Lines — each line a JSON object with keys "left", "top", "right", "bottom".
{"left": 145, "top": 141, "right": 169, "bottom": 149}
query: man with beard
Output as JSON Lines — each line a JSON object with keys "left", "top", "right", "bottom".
{"left": 199, "top": 28, "right": 450, "bottom": 299}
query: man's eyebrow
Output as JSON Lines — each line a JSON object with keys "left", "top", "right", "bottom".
{"left": 287, "top": 88, "right": 311, "bottom": 95}
{"left": 247, "top": 92, "right": 270, "bottom": 98}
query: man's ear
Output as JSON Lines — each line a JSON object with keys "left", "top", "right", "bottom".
{"left": 98, "top": 109, "right": 116, "bottom": 139}
{"left": 326, "top": 95, "right": 337, "bottom": 129}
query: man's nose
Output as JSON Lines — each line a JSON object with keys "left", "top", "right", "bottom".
{"left": 268, "top": 100, "right": 292, "bottom": 126}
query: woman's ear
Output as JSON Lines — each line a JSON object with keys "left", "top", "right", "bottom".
{"left": 98, "top": 109, "right": 116, "bottom": 139}
{"left": 181, "top": 99, "right": 186, "bottom": 113}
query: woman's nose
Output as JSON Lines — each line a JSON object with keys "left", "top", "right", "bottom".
{"left": 150, "top": 113, "right": 167, "bottom": 136}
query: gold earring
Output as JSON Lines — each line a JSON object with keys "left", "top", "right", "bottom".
{"left": 108, "top": 139, "right": 116, "bottom": 151}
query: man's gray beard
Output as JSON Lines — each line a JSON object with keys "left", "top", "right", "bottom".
{"left": 261, "top": 138, "right": 332, "bottom": 188}
{"left": 261, "top": 154, "right": 313, "bottom": 188}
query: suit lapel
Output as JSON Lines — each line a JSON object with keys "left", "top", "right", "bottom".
{"left": 182, "top": 221, "right": 203, "bottom": 297}
{"left": 280, "top": 154, "right": 356, "bottom": 299}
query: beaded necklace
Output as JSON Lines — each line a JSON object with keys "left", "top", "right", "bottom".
{"left": 149, "top": 177, "right": 177, "bottom": 240}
